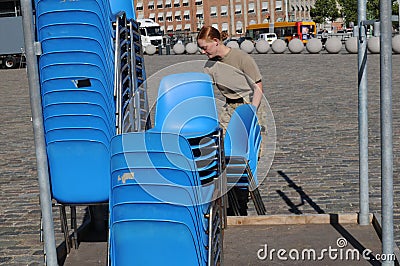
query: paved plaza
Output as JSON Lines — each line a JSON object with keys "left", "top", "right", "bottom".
{"left": 0, "top": 51, "right": 399, "bottom": 265}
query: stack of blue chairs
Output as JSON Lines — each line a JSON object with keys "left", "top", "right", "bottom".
{"left": 35, "top": 0, "right": 115, "bottom": 204}
{"left": 108, "top": 72, "right": 224, "bottom": 265}
{"left": 110, "top": 132, "right": 219, "bottom": 265}
{"left": 224, "top": 104, "right": 266, "bottom": 215}
{"left": 149, "top": 72, "right": 224, "bottom": 184}
{"left": 35, "top": 0, "right": 116, "bottom": 251}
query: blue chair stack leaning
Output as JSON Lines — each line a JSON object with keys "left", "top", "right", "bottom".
{"left": 35, "top": 0, "right": 116, "bottom": 251}
{"left": 224, "top": 104, "right": 266, "bottom": 215}
{"left": 109, "top": 72, "right": 224, "bottom": 265}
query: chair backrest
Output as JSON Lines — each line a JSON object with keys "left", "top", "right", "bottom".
{"left": 153, "top": 72, "right": 219, "bottom": 138}
{"left": 110, "top": 132, "right": 213, "bottom": 206}
{"left": 224, "top": 104, "right": 259, "bottom": 157}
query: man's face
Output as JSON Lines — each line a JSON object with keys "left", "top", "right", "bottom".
{"left": 197, "top": 38, "right": 218, "bottom": 59}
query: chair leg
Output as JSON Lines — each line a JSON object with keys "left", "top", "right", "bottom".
{"left": 59, "top": 206, "right": 71, "bottom": 254}
{"left": 227, "top": 189, "right": 241, "bottom": 216}
{"left": 249, "top": 188, "right": 266, "bottom": 215}
{"left": 245, "top": 164, "right": 266, "bottom": 215}
{"left": 70, "top": 206, "right": 78, "bottom": 249}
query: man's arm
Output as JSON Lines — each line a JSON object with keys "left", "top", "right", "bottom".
{"left": 251, "top": 81, "right": 263, "bottom": 108}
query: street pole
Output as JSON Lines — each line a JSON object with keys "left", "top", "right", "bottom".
{"left": 269, "top": 0, "right": 274, "bottom": 33}
{"left": 284, "top": 0, "right": 288, "bottom": 22}
{"left": 357, "top": 0, "right": 370, "bottom": 226}
{"left": 380, "top": 0, "right": 394, "bottom": 263}
{"left": 21, "top": 0, "right": 58, "bottom": 265}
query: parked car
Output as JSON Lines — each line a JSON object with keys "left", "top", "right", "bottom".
{"left": 257, "top": 33, "right": 277, "bottom": 44}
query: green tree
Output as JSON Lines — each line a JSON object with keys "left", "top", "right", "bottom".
{"left": 310, "top": 0, "right": 340, "bottom": 25}
{"left": 366, "top": 0, "right": 400, "bottom": 19}
{"left": 337, "top": 0, "right": 398, "bottom": 27}
{"left": 337, "top": 0, "right": 357, "bottom": 27}
{"left": 367, "top": 0, "right": 380, "bottom": 19}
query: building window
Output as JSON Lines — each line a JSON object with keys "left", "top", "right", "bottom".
{"left": 275, "top": 0, "right": 282, "bottom": 11}
{"left": 221, "top": 22, "right": 228, "bottom": 33}
{"left": 220, "top": 5, "right": 227, "bottom": 16}
{"left": 248, "top": 3, "right": 255, "bottom": 14}
{"left": 175, "top": 11, "right": 182, "bottom": 21}
{"left": 158, "top": 12, "right": 164, "bottom": 22}
{"left": 261, "top": 2, "right": 269, "bottom": 12}
{"left": 195, "top": 0, "right": 202, "bottom": 6}
{"left": 165, "top": 0, "right": 172, "bottom": 8}
{"left": 235, "top": 4, "right": 242, "bottom": 15}
{"left": 157, "top": 0, "right": 163, "bottom": 9}
{"left": 210, "top": 6, "right": 217, "bottom": 17}
{"left": 196, "top": 9, "right": 203, "bottom": 19}
{"left": 236, "top": 21, "right": 243, "bottom": 34}
{"left": 184, "top": 10, "right": 190, "bottom": 20}
{"left": 166, "top": 11, "right": 173, "bottom": 21}
{"left": 182, "top": 0, "right": 189, "bottom": 7}
{"left": 174, "top": 0, "right": 180, "bottom": 7}
{"left": 136, "top": 2, "right": 143, "bottom": 11}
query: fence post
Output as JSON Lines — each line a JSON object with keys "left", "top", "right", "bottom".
{"left": 357, "top": 0, "right": 370, "bottom": 226}
{"left": 380, "top": 0, "right": 394, "bottom": 264}
{"left": 20, "top": 0, "right": 58, "bottom": 265}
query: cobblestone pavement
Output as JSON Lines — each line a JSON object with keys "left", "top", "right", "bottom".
{"left": 0, "top": 51, "right": 399, "bottom": 265}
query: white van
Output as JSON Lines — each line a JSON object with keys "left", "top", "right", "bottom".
{"left": 258, "top": 33, "right": 277, "bottom": 44}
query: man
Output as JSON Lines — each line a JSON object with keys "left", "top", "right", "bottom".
{"left": 197, "top": 26, "right": 265, "bottom": 215}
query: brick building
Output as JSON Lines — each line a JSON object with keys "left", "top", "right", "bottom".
{"left": 135, "top": 0, "right": 316, "bottom": 37}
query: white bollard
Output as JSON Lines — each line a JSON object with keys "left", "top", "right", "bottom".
{"left": 145, "top": 44, "right": 156, "bottom": 55}
{"left": 288, "top": 38, "right": 304, "bottom": 54}
{"left": 173, "top": 43, "right": 185, "bottom": 54}
{"left": 271, "top": 39, "right": 286, "bottom": 54}
{"left": 367, "top": 36, "right": 380, "bottom": 54}
{"left": 226, "top": 41, "right": 240, "bottom": 49}
{"left": 185, "top": 43, "right": 198, "bottom": 54}
{"left": 240, "top": 40, "right": 255, "bottom": 53}
{"left": 255, "top": 40, "right": 270, "bottom": 54}
{"left": 393, "top": 35, "right": 400, "bottom": 54}
{"left": 306, "top": 38, "right": 322, "bottom": 54}
{"left": 345, "top": 37, "right": 358, "bottom": 54}
{"left": 325, "top": 38, "right": 342, "bottom": 54}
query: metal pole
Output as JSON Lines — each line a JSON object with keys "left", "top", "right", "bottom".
{"left": 357, "top": 0, "right": 369, "bottom": 225}
{"left": 20, "top": 0, "right": 58, "bottom": 265}
{"left": 284, "top": 0, "right": 288, "bottom": 22}
{"left": 269, "top": 1, "right": 274, "bottom": 33}
{"left": 380, "top": 0, "right": 394, "bottom": 263}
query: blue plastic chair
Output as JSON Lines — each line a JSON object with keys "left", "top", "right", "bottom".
{"left": 41, "top": 76, "right": 114, "bottom": 102}
{"left": 39, "top": 37, "right": 114, "bottom": 78}
{"left": 36, "top": 9, "right": 113, "bottom": 36}
{"left": 36, "top": 0, "right": 113, "bottom": 28}
{"left": 151, "top": 72, "right": 219, "bottom": 138}
{"left": 42, "top": 95, "right": 114, "bottom": 119}
{"left": 40, "top": 51, "right": 113, "bottom": 78}
{"left": 149, "top": 73, "right": 223, "bottom": 184}
{"left": 111, "top": 187, "right": 210, "bottom": 247}
{"left": 111, "top": 220, "right": 205, "bottom": 266}
{"left": 47, "top": 140, "right": 110, "bottom": 204}
{"left": 109, "top": 132, "right": 220, "bottom": 265}
{"left": 45, "top": 128, "right": 111, "bottom": 145}
{"left": 44, "top": 114, "right": 114, "bottom": 137}
{"left": 42, "top": 105, "right": 114, "bottom": 135}
{"left": 224, "top": 104, "right": 266, "bottom": 215}
{"left": 110, "top": 202, "right": 207, "bottom": 263}
{"left": 110, "top": 133, "right": 215, "bottom": 208}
